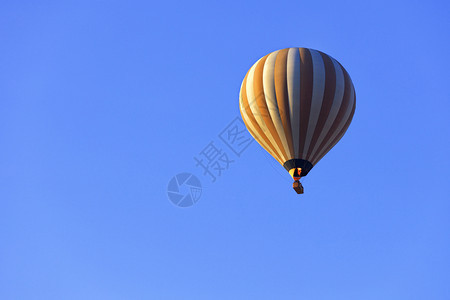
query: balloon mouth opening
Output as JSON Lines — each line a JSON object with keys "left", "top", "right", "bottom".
{"left": 283, "top": 159, "right": 313, "bottom": 177}
{"left": 289, "top": 168, "right": 302, "bottom": 181}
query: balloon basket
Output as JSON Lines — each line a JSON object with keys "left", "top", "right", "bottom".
{"left": 293, "top": 180, "right": 304, "bottom": 194}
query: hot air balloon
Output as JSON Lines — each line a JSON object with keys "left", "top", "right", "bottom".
{"left": 239, "top": 47, "right": 356, "bottom": 194}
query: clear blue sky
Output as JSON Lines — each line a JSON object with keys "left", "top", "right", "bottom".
{"left": 1, "top": 1, "right": 449, "bottom": 299}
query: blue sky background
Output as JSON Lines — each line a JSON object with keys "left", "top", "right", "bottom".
{"left": 1, "top": 1, "right": 449, "bottom": 299}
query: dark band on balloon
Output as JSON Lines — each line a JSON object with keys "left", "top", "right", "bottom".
{"left": 283, "top": 159, "right": 314, "bottom": 176}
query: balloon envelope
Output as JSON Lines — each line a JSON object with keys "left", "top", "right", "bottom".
{"left": 239, "top": 47, "right": 356, "bottom": 179}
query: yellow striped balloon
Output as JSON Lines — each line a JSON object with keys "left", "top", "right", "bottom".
{"left": 239, "top": 47, "right": 356, "bottom": 193}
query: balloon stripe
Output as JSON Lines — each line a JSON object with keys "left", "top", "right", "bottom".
{"left": 298, "top": 48, "right": 314, "bottom": 158}
{"left": 248, "top": 56, "right": 282, "bottom": 157}
{"left": 286, "top": 48, "right": 301, "bottom": 159}
{"left": 305, "top": 51, "right": 337, "bottom": 160}
{"left": 308, "top": 57, "right": 345, "bottom": 160}
{"left": 240, "top": 99, "right": 280, "bottom": 161}
{"left": 311, "top": 96, "right": 355, "bottom": 165}
{"left": 311, "top": 67, "right": 354, "bottom": 164}
{"left": 253, "top": 55, "right": 289, "bottom": 161}
{"left": 263, "top": 51, "right": 293, "bottom": 159}
{"left": 240, "top": 64, "right": 284, "bottom": 163}
{"left": 274, "top": 49, "right": 295, "bottom": 159}
{"left": 302, "top": 49, "right": 326, "bottom": 157}
{"left": 240, "top": 87, "right": 283, "bottom": 163}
